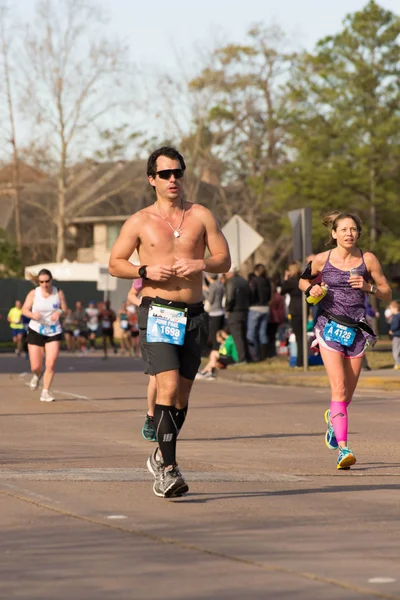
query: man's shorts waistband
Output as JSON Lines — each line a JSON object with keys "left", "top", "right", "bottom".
{"left": 141, "top": 296, "right": 204, "bottom": 317}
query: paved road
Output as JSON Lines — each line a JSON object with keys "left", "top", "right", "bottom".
{"left": 1, "top": 354, "right": 400, "bottom": 599}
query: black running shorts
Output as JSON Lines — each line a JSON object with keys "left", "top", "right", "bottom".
{"left": 138, "top": 296, "right": 209, "bottom": 381}
{"left": 27, "top": 327, "right": 63, "bottom": 347}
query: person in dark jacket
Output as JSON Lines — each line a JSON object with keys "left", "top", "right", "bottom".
{"left": 225, "top": 270, "right": 251, "bottom": 363}
{"left": 247, "top": 263, "right": 272, "bottom": 361}
{"left": 266, "top": 280, "right": 287, "bottom": 358}
{"left": 389, "top": 301, "right": 400, "bottom": 370}
{"left": 204, "top": 274, "right": 225, "bottom": 350}
{"left": 280, "top": 262, "right": 304, "bottom": 368}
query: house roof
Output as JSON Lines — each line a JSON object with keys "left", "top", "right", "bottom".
{"left": 0, "top": 161, "right": 47, "bottom": 187}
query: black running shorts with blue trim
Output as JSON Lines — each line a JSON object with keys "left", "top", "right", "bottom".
{"left": 138, "top": 296, "right": 209, "bottom": 381}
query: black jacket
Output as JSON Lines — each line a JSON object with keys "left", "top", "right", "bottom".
{"left": 280, "top": 277, "right": 302, "bottom": 318}
{"left": 225, "top": 275, "right": 250, "bottom": 313}
{"left": 250, "top": 275, "right": 271, "bottom": 307}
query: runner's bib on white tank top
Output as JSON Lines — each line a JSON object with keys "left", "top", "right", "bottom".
{"left": 29, "top": 286, "right": 63, "bottom": 336}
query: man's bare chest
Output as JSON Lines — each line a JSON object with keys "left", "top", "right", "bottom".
{"left": 140, "top": 221, "right": 205, "bottom": 255}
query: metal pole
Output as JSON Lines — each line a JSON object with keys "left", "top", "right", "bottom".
{"left": 236, "top": 216, "right": 241, "bottom": 270}
{"left": 301, "top": 209, "right": 308, "bottom": 372}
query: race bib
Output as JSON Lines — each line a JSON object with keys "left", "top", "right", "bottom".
{"left": 146, "top": 303, "right": 187, "bottom": 346}
{"left": 102, "top": 321, "right": 111, "bottom": 328}
{"left": 120, "top": 321, "right": 129, "bottom": 330}
{"left": 323, "top": 320, "right": 356, "bottom": 347}
{"left": 39, "top": 324, "right": 57, "bottom": 336}
{"left": 73, "top": 329, "right": 81, "bottom": 337}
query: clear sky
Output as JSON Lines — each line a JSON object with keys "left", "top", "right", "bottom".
{"left": 7, "top": 0, "right": 397, "bottom": 156}
{"left": 14, "top": 0, "right": 398, "bottom": 71}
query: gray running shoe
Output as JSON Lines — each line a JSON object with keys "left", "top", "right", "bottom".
{"left": 147, "top": 447, "right": 164, "bottom": 479}
{"left": 29, "top": 373, "right": 41, "bottom": 391}
{"left": 153, "top": 465, "right": 189, "bottom": 498}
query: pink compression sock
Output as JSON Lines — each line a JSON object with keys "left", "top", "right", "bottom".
{"left": 330, "top": 401, "right": 348, "bottom": 444}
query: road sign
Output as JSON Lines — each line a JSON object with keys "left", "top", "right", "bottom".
{"left": 288, "top": 208, "right": 312, "bottom": 261}
{"left": 222, "top": 215, "right": 264, "bottom": 270}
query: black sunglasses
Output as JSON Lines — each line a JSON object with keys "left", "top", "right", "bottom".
{"left": 156, "top": 169, "right": 184, "bottom": 180}
{"left": 39, "top": 279, "right": 51, "bottom": 284}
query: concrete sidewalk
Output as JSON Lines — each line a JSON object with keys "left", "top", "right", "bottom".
{"left": 1, "top": 356, "right": 400, "bottom": 599}
{"left": 217, "top": 364, "right": 400, "bottom": 391}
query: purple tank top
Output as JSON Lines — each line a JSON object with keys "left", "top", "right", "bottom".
{"left": 320, "top": 250, "right": 367, "bottom": 321}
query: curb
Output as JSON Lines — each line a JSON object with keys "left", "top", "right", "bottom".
{"left": 216, "top": 371, "right": 400, "bottom": 392}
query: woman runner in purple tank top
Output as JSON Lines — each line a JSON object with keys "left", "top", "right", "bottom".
{"left": 299, "top": 212, "right": 391, "bottom": 470}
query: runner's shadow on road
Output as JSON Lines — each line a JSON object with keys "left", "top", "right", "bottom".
{"left": 53, "top": 396, "right": 146, "bottom": 402}
{"left": 178, "top": 483, "right": 400, "bottom": 504}
{"left": 350, "top": 462, "right": 400, "bottom": 471}
{"left": 185, "top": 433, "right": 324, "bottom": 441}
{"left": 0, "top": 409, "right": 142, "bottom": 417}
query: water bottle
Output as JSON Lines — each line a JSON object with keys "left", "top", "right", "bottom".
{"left": 289, "top": 332, "right": 297, "bottom": 367}
{"left": 306, "top": 283, "right": 328, "bottom": 305}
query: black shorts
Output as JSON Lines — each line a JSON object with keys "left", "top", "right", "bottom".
{"left": 76, "top": 330, "right": 89, "bottom": 339}
{"left": 27, "top": 328, "right": 63, "bottom": 347}
{"left": 138, "top": 296, "right": 209, "bottom": 381}
{"left": 102, "top": 328, "right": 114, "bottom": 337}
{"left": 217, "top": 355, "right": 235, "bottom": 367}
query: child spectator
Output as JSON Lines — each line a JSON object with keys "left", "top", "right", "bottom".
{"left": 196, "top": 329, "right": 238, "bottom": 379}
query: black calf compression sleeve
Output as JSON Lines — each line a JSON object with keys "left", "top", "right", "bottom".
{"left": 175, "top": 405, "right": 188, "bottom": 436}
{"left": 154, "top": 404, "right": 178, "bottom": 467}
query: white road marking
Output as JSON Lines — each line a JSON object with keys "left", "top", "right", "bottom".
{"left": 107, "top": 515, "right": 128, "bottom": 520}
{"left": 368, "top": 577, "right": 396, "bottom": 584}
{"left": 0, "top": 468, "right": 306, "bottom": 483}
{"left": 52, "top": 389, "right": 91, "bottom": 400}
{"left": 20, "top": 374, "right": 91, "bottom": 400}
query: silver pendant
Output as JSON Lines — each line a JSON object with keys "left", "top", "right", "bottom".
{"left": 173, "top": 231, "right": 180, "bottom": 238}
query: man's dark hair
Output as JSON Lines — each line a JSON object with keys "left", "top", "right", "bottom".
{"left": 146, "top": 146, "right": 186, "bottom": 178}
{"left": 254, "top": 264, "right": 267, "bottom": 277}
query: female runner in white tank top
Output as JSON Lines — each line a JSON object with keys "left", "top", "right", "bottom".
{"left": 22, "top": 269, "right": 67, "bottom": 402}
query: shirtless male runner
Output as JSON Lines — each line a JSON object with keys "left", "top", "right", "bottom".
{"left": 109, "top": 146, "right": 231, "bottom": 498}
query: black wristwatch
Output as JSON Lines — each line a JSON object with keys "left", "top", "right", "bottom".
{"left": 138, "top": 265, "right": 148, "bottom": 280}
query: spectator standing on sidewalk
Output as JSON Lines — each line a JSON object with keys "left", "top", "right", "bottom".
{"left": 247, "top": 263, "right": 271, "bottom": 361}
{"left": 280, "top": 262, "right": 304, "bottom": 368}
{"left": 225, "top": 269, "right": 251, "bottom": 364}
{"left": 204, "top": 273, "right": 225, "bottom": 351}
{"left": 266, "top": 281, "right": 287, "bottom": 358}
{"left": 389, "top": 301, "right": 400, "bottom": 370}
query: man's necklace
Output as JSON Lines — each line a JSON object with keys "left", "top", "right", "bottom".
{"left": 155, "top": 200, "right": 185, "bottom": 238}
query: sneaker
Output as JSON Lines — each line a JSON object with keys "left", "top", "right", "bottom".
{"left": 153, "top": 465, "right": 189, "bottom": 498}
{"left": 29, "top": 373, "right": 41, "bottom": 391}
{"left": 324, "top": 409, "right": 338, "bottom": 450}
{"left": 337, "top": 447, "right": 356, "bottom": 470}
{"left": 195, "top": 371, "right": 215, "bottom": 380}
{"left": 142, "top": 414, "right": 157, "bottom": 442}
{"left": 147, "top": 447, "right": 164, "bottom": 479}
{"left": 40, "top": 390, "right": 55, "bottom": 402}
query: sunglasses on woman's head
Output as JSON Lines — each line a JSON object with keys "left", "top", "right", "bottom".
{"left": 156, "top": 169, "right": 184, "bottom": 180}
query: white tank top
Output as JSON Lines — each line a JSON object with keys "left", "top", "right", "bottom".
{"left": 29, "top": 286, "right": 62, "bottom": 336}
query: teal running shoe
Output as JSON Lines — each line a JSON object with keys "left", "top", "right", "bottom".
{"left": 324, "top": 409, "right": 338, "bottom": 450}
{"left": 142, "top": 414, "right": 157, "bottom": 442}
{"left": 337, "top": 447, "right": 356, "bottom": 470}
